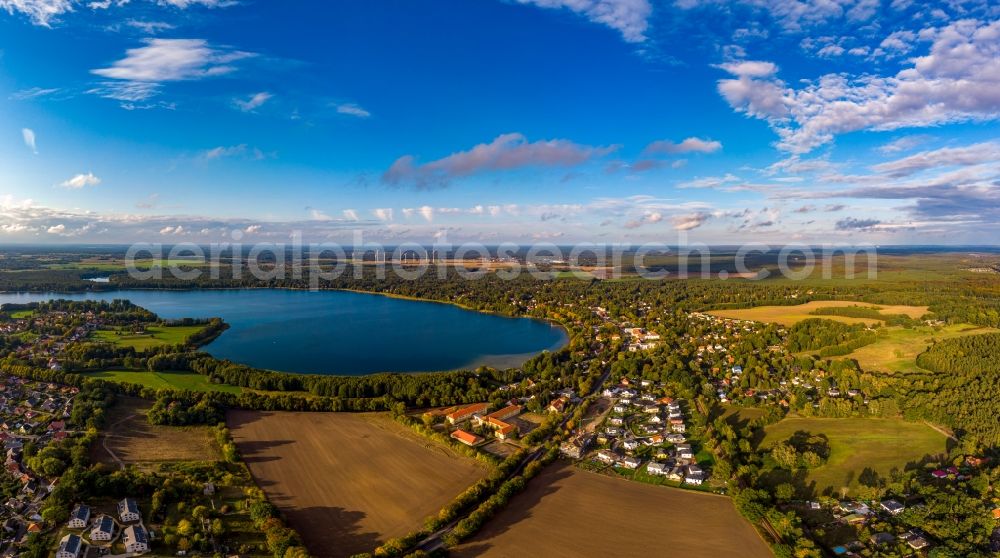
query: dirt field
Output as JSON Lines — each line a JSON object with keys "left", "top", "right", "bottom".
{"left": 452, "top": 463, "right": 773, "bottom": 558}
{"left": 708, "top": 301, "right": 929, "bottom": 326}
{"left": 227, "top": 410, "right": 487, "bottom": 558}
{"left": 92, "top": 397, "right": 220, "bottom": 467}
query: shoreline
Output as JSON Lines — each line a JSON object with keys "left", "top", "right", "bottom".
{"left": 0, "top": 285, "right": 571, "bottom": 377}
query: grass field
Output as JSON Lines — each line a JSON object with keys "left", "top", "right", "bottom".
{"left": 841, "top": 323, "right": 998, "bottom": 372}
{"left": 452, "top": 462, "right": 772, "bottom": 558}
{"left": 91, "top": 325, "right": 207, "bottom": 351}
{"left": 84, "top": 369, "right": 244, "bottom": 393}
{"left": 707, "top": 300, "right": 930, "bottom": 326}
{"left": 91, "top": 397, "right": 221, "bottom": 467}
{"left": 9, "top": 309, "right": 33, "bottom": 318}
{"left": 48, "top": 257, "right": 210, "bottom": 271}
{"left": 227, "top": 410, "right": 488, "bottom": 558}
{"left": 759, "top": 417, "right": 948, "bottom": 496}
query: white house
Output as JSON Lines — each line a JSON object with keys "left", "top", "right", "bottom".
{"left": 596, "top": 450, "right": 617, "bottom": 464}
{"left": 685, "top": 464, "right": 705, "bottom": 485}
{"left": 880, "top": 499, "right": 905, "bottom": 516}
{"left": 623, "top": 439, "right": 640, "bottom": 451}
{"left": 118, "top": 498, "right": 140, "bottom": 523}
{"left": 675, "top": 444, "right": 694, "bottom": 459}
{"left": 56, "top": 534, "right": 82, "bottom": 558}
{"left": 123, "top": 524, "right": 150, "bottom": 553}
{"left": 90, "top": 515, "right": 115, "bottom": 542}
{"left": 620, "top": 456, "right": 642, "bottom": 469}
{"left": 647, "top": 462, "right": 667, "bottom": 476}
{"left": 67, "top": 504, "right": 89, "bottom": 529}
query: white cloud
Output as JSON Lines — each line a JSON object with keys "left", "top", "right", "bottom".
{"left": 715, "top": 60, "right": 778, "bottom": 78}
{"left": 21, "top": 128, "right": 37, "bottom": 154}
{"left": 644, "top": 137, "right": 722, "bottom": 155}
{"left": 91, "top": 39, "right": 255, "bottom": 101}
{"left": 871, "top": 142, "right": 1000, "bottom": 178}
{"left": 60, "top": 172, "right": 101, "bottom": 189}
{"left": 717, "top": 20, "right": 1000, "bottom": 154}
{"left": 244, "top": 224, "right": 261, "bottom": 233}
{"left": 0, "top": 0, "right": 72, "bottom": 27}
{"left": 343, "top": 209, "right": 359, "bottom": 221}
{"left": 877, "top": 135, "right": 932, "bottom": 154}
{"left": 336, "top": 103, "right": 371, "bottom": 118}
{"left": 384, "top": 132, "right": 618, "bottom": 188}
{"left": 516, "top": 0, "right": 653, "bottom": 43}
{"left": 201, "top": 144, "right": 265, "bottom": 160}
{"left": 678, "top": 173, "right": 740, "bottom": 189}
{"left": 671, "top": 212, "right": 711, "bottom": 231}
{"left": 623, "top": 211, "right": 663, "bottom": 229}
{"left": 373, "top": 208, "right": 394, "bottom": 221}
{"left": 46, "top": 224, "right": 66, "bottom": 234}
{"left": 10, "top": 87, "right": 59, "bottom": 100}
{"left": 124, "top": 19, "right": 175, "bottom": 33}
{"left": 234, "top": 91, "right": 272, "bottom": 112}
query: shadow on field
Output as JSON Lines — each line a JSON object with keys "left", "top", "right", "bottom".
{"left": 283, "top": 506, "right": 379, "bottom": 558}
{"left": 234, "top": 439, "right": 295, "bottom": 464}
{"left": 451, "top": 462, "right": 573, "bottom": 557}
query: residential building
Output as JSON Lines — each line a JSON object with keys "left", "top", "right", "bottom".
{"left": 56, "top": 534, "right": 82, "bottom": 558}
{"left": 118, "top": 498, "right": 141, "bottom": 523}
{"left": 67, "top": 504, "right": 89, "bottom": 529}
{"left": 123, "top": 524, "right": 150, "bottom": 553}
{"left": 90, "top": 515, "right": 115, "bottom": 542}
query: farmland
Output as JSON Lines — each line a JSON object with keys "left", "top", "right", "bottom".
{"left": 91, "top": 324, "right": 208, "bottom": 351}
{"left": 759, "top": 417, "right": 949, "bottom": 496}
{"left": 83, "top": 369, "right": 244, "bottom": 393}
{"left": 91, "top": 397, "right": 222, "bottom": 468}
{"left": 452, "top": 463, "right": 772, "bottom": 558}
{"left": 841, "top": 323, "right": 997, "bottom": 372}
{"left": 227, "top": 410, "right": 488, "bottom": 557}
{"left": 707, "top": 301, "right": 929, "bottom": 326}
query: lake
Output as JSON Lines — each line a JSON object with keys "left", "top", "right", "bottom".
{"left": 0, "top": 289, "right": 567, "bottom": 375}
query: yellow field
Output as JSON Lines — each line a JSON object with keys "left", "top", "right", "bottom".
{"left": 92, "top": 397, "right": 220, "bottom": 468}
{"left": 708, "top": 300, "right": 929, "bottom": 326}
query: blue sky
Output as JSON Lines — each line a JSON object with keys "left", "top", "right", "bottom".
{"left": 1, "top": 0, "right": 999, "bottom": 244}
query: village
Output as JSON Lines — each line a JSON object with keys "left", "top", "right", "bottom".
{"left": 0, "top": 377, "right": 78, "bottom": 556}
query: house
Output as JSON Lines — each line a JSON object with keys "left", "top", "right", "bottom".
{"left": 620, "top": 456, "right": 641, "bottom": 469}
{"left": 870, "top": 532, "right": 895, "bottom": 546}
{"left": 547, "top": 396, "right": 569, "bottom": 414}
{"left": 559, "top": 433, "right": 593, "bottom": 459}
{"left": 123, "top": 524, "right": 150, "bottom": 553}
{"left": 596, "top": 450, "right": 617, "bottom": 464}
{"left": 204, "top": 482, "right": 216, "bottom": 496}
{"left": 613, "top": 404, "right": 627, "bottom": 413}
{"left": 665, "top": 433, "right": 686, "bottom": 444}
{"left": 647, "top": 462, "right": 667, "bottom": 476}
{"left": 674, "top": 444, "right": 694, "bottom": 459}
{"left": 451, "top": 429, "right": 484, "bottom": 447}
{"left": 90, "top": 515, "right": 115, "bottom": 542}
{"left": 118, "top": 498, "right": 141, "bottom": 522}
{"left": 902, "top": 531, "right": 930, "bottom": 550}
{"left": 609, "top": 417, "right": 624, "bottom": 426}
{"left": 880, "top": 499, "right": 905, "bottom": 516}
{"left": 666, "top": 467, "right": 684, "bottom": 481}
{"left": 685, "top": 464, "right": 705, "bottom": 485}
{"left": 445, "top": 403, "right": 490, "bottom": 425}
{"left": 67, "top": 504, "right": 90, "bottom": 529}
{"left": 622, "top": 439, "right": 640, "bottom": 451}
{"left": 56, "top": 534, "right": 82, "bottom": 558}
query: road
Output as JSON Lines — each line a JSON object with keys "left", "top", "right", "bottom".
{"left": 411, "top": 364, "right": 613, "bottom": 553}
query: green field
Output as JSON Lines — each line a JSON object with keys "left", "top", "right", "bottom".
{"left": 842, "top": 323, "right": 998, "bottom": 372}
{"left": 9, "top": 310, "right": 34, "bottom": 319}
{"left": 92, "top": 325, "right": 207, "bottom": 351}
{"left": 760, "top": 417, "right": 948, "bottom": 496}
{"left": 47, "top": 257, "right": 209, "bottom": 271}
{"left": 84, "top": 369, "right": 244, "bottom": 393}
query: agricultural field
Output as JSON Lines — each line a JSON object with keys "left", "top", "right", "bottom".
{"left": 841, "top": 323, "right": 997, "bottom": 372}
{"left": 227, "top": 410, "right": 488, "bottom": 557}
{"left": 759, "top": 417, "right": 949, "bottom": 496}
{"left": 452, "top": 463, "right": 771, "bottom": 558}
{"left": 91, "top": 324, "right": 208, "bottom": 351}
{"left": 84, "top": 369, "right": 244, "bottom": 393}
{"left": 92, "top": 397, "right": 222, "bottom": 468}
{"left": 707, "top": 301, "right": 929, "bottom": 326}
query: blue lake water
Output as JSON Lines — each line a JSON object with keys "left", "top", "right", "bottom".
{"left": 0, "top": 289, "right": 567, "bottom": 375}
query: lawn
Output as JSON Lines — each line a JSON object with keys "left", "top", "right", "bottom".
{"left": 92, "top": 325, "right": 208, "bottom": 351}
{"left": 759, "top": 417, "right": 948, "bottom": 497}
{"left": 842, "top": 323, "right": 998, "bottom": 372}
{"left": 9, "top": 309, "right": 34, "bottom": 318}
{"left": 707, "top": 300, "right": 929, "bottom": 326}
{"left": 84, "top": 369, "right": 244, "bottom": 394}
